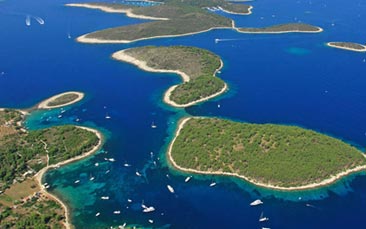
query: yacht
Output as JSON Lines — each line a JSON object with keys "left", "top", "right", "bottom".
{"left": 209, "top": 182, "right": 216, "bottom": 187}
{"left": 148, "top": 219, "right": 154, "bottom": 224}
{"left": 95, "top": 212, "right": 100, "bottom": 217}
{"left": 101, "top": 196, "right": 110, "bottom": 200}
{"left": 136, "top": 171, "right": 142, "bottom": 176}
{"left": 250, "top": 199, "right": 263, "bottom": 206}
{"left": 185, "top": 176, "right": 192, "bottom": 183}
{"left": 259, "top": 212, "right": 269, "bottom": 222}
{"left": 108, "top": 158, "right": 116, "bottom": 162}
{"left": 167, "top": 185, "right": 175, "bottom": 193}
{"left": 143, "top": 206, "right": 155, "bottom": 213}
{"left": 113, "top": 211, "right": 121, "bottom": 214}
{"left": 123, "top": 163, "right": 131, "bottom": 167}
{"left": 90, "top": 177, "right": 95, "bottom": 181}
{"left": 105, "top": 114, "right": 111, "bottom": 119}
{"left": 151, "top": 122, "right": 157, "bottom": 128}
{"left": 74, "top": 180, "right": 80, "bottom": 184}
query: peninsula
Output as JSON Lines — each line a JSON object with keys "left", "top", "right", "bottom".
{"left": 112, "top": 46, "right": 227, "bottom": 107}
{"left": 237, "top": 23, "right": 323, "bottom": 34}
{"left": 67, "top": 0, "right": 253, "bottom": 43}
{"left": 327, "top": 42, "right": 366, "bottom": 52}
{"left": 37, "top": 91, "right": 84, "bottom": 109}
{"left": 0, "top": 95, "right": 103, "bottom": 228}
{"left": 168, "top": 117, "right": 366, "bottom": 190}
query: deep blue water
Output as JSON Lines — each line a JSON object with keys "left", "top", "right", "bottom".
{"left": 1, "top": 0, "right": 366, "bottom": 228}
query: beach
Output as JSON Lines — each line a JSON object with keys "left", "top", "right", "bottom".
{"left": 235, "top": 26, "right": 323, "bottom": 34}
{"left": 34, "top": 126, "right": 103, "bottom": 229}
{"left": 167, "top": 117, "right": 366, "bottom": 191}
{"left": 37, "top": 91, "right": 84, "bottom": 109}
{"left": 326, "top": 42, "right": 366, "bottom": 52}
{"left": 112, "top": 51, "right": 227, "bottom": 108}
{"left": 65, "top": 3, "right": 169, "bottom": 21}
{"left": 217, "top": 5, "right": 253, "bottom": 15}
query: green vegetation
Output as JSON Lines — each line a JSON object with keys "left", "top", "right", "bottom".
{"left": 0, "top": 109, "right": 99, "bottom": 190}
{"left": 46, "top": 93, "right": 79, "bottom": 107}
{"left": 171, "top": 118, "right": 366, "bottom": 188}
{"left": 122, "top": 46, "right": 225, "bottom": 105}
{"left": 1, "top": 197, "right": 64, "bottom": 229}
{"left": 170, "top": 76, "right": 225, "bottom": 104}
{"left": 327, "top": 42, "right": 366, "bottom": 51}
{"left": 74, "top": 0, "right": 248, "bottom": 42}
{"left": 237, "top": 23, "right": 322, "bottom": 33}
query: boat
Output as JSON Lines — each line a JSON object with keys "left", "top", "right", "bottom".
{"left": 105, "top": 170, "right": 110, "bottom": 174}
{"left": 151, "top": 122, "right": 157, "bottom": 128}
{"left": 167, "top": 185, "right": 175, "bottom": 193}
{"left": 148, "top": 219, "right": 154, "bottom": 224}
{"left": 74, "top": 180, "right": 80, "bottom": 184}
{"left": 136, "top": 171, "right": 142, "bottom": 176}
{"left": 127, "top": 199, "right": 132, "bottom": 203}
{"left": 123, "top": 163, "right": 131, "bottom": 167}
{"left": 259, "top": 212, "right": 269, "bottom": 222}
{"left": 95, "top": 163, "right": 99, "bottom": 167}
{"left": 185, "top": 176, "right": 192, "bottom": 183}
{"left": 217, "top": 104, "right": 221, "bottom": 108}
{"left": 250, "top": 199, "right": 263, "bottom": 206}
{"left": 209, "top": 182, "right": 216, "bottom": 187}
{"left": 108, "top": 158, "right": 115, "bottom": 162}
{"left": 101, "top": 196, "right": 109, "bottom": 200}
{"left": 262, "top": 228, "right": 271, "bottom": 229}
{"left": 67, "top": 32, "right": 71, "bottom": 39}
{"left": 143, "top": 206, "right": 155, "bottom": 213}
{"left": 95, "top": 212, "right": 100, "bottom": 217}
{"left": 90, "top": 177, "right": 95, "bottom": 181}
{"left": 25, "top": 15, "right": 31, "bottom": 26}
{"left": 58, "top": 115, "right": 62, "bottom": 118}
{"left": 105, "top": 114, "right": 111, "bottom": 119}
{"left": 113, "top": 210, "right": 121, "bottom": 214}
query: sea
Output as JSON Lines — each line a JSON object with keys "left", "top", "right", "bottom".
{"left": 1, "top": 0, "right": 366, "bottom": 228}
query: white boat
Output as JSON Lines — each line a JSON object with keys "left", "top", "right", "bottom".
{"left": 67, "top": 32, "right": 71, "bottom": 39}
{"left": 167, "top": 185, "right": 175, "bottom": 193}
{"left": 25, "top": 15, "right": 31, "bottom": 26}
{"left": 262, "top": 228, "right": 271, "bottom": 229}
{"left": 185, "top": 176, "right": 192, "bottom": 183}
{"left": 123, "top": 163, "right": 131, "bottom": 167}
{"left": 105, "top": 114, "right": 111, "bottom": 119}
{"left": 95, "top": 212, "right": 100, "bottom": 217}
{"left": 250, "top": 199, "right": 263, "bottom": 206}
{"left": 58, "top": 115, "right": 62, "bottom": 118}
{"left": 209, "top": 182, "right": 216, "bottom": 187}
{"left": 74, "top": 180, "right": 80, "bottom": 184}
{"left": 90, "top": 177, "right": 95, "bottom": 181}
{"left": 136, "top": 171, "right": 142, "bottom": 177}
{"left": 105, "top": 170, "right": 110, "bottom": 174}
{"left": 101, "top": 196, "right": 109, "bottom": 200}
{"left": 113, "top": 210, "right": 121, "bottom": 214}
{"left": 217, "top": 104, "right": 221, "bottom": 108}
{"left": 95, "top": 163, "right": 99, "bottom": 167}
{"left": 127, "top": 199, "right": 132, "bottom": 203}
{"left": 108, "top": 158, "right": 116, "bottom": 162}
{"left": 259, "top": 212, "right": 269, "bottom": 222}
{"left": 148, "top": 219, "right": 154, "bottom": 224}
{"left": 143, "top": 206, "right": 155, "bottom": 213}
{"left": 151, "top": 122, "right": 157, "bottom": 128}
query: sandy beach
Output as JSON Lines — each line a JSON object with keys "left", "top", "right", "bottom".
{"left": 37, "top": 91, "right": 84, "bottom": 109}
{"left": 327, "top": 42, "right": 366, "bottom": 52}
{"left": 66, "top": 3, "right": 169, "bottom": 21}
{"left": 34, "top": 126, "right": 103, "bottom": 229}
{"left": 112, "top": 50, "right": 227, "bottom": 108}
{"left": 167, "top": 117, "right": 366, "bottom": 191}
{"left": 217, "top": 5, "right": 253, "bottom": 15}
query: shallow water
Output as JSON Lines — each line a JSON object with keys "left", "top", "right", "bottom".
{"left": 1, "top": 0, "right": 366, "bottom": 228}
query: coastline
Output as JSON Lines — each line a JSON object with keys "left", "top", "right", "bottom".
{"left": 112, "top": 50, "right": 227, "bottom": 108}
{"left": 217, "top": 5, "right": 253, "bottom": 15}
{"left": 37, "top": 91, "right": 84, "bottom": 109}
{"left": 65, "top": 3, "right": 169, "bottom": 21}
{"left": 76, "top": 24, "right": 235, "bottom": 44}
{"left": 34, "top": 126, "right": 104, "bottom": 229}
{"left": 326, "top": 42, "right": 366, "bottom": 52}
{"left": 235, "top": 26, "right": 323, "bottom": 34}
{"left": 167, "top": 117, "right": 366, "bottom": 191}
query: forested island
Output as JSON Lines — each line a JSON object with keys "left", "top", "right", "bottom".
{"left": 327, "top": 42, "right": 366, "bottom": 52}
{"left": 168, "top": 118, "right": 366, "bottom": 190}
{"left": 67, "top": 0, "right": 253, "bottom": 43}
{"left": 112, "top": 46, "right": 227, "bottom": 107}
{"left": 237, "top": 23, "right": 323, "bottom": 34}
{"left": 0, "top": 95, "right": 102, "bottom": 228}
{"left": 38, "top": 91, "right": 84, "bottom": 109}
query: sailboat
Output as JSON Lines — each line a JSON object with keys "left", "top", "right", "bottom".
{"left": 259, "top": 212, "right": 269, "bottom": 222}
{"left": 105, "top": 113, "right": 111, "bottom": 119}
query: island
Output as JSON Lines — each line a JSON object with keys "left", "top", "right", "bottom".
{"left": 168, "top": 117, "right": 366, "bottom": 190}
{"left": 37, "top": 91, "right": 84, "bottom": 109}
{"left": 327, "top": 42, "right": 366, "bottom": 52}
{"left": 236, "top": 23, "right": 323, "bottom": 34}
{"left": 112, "top": 46, "right": 227, "bottom": 107}
{"left": 0, "top": 95, "right": 103, "bottom": 228}
{"left": 66, "top": 0, "right": 253, "bottom": 43}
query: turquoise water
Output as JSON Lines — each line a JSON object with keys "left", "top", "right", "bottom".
{"left": 1, "top": 0, "right": 366, "bottom": 228}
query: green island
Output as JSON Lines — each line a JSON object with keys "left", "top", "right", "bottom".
{"left": 38, "top": 91, "right": 84, "bottom": 109}
{"left": 0, "top": 95, "right": 102, "bottom": 228}
{"left": 112, "top": 46, "right": 226, "bottom": 107}
{"left": 168, "top": 118, "right": 366, "bottom": 190}
{"left": 67, "top": 0, "right": 254, "bottom": 43}
{"left": 327, "top": 42, "right": 366, "bottom": 52}
{"left": 237, "top": 23, "right": 323, "bottom": 34}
